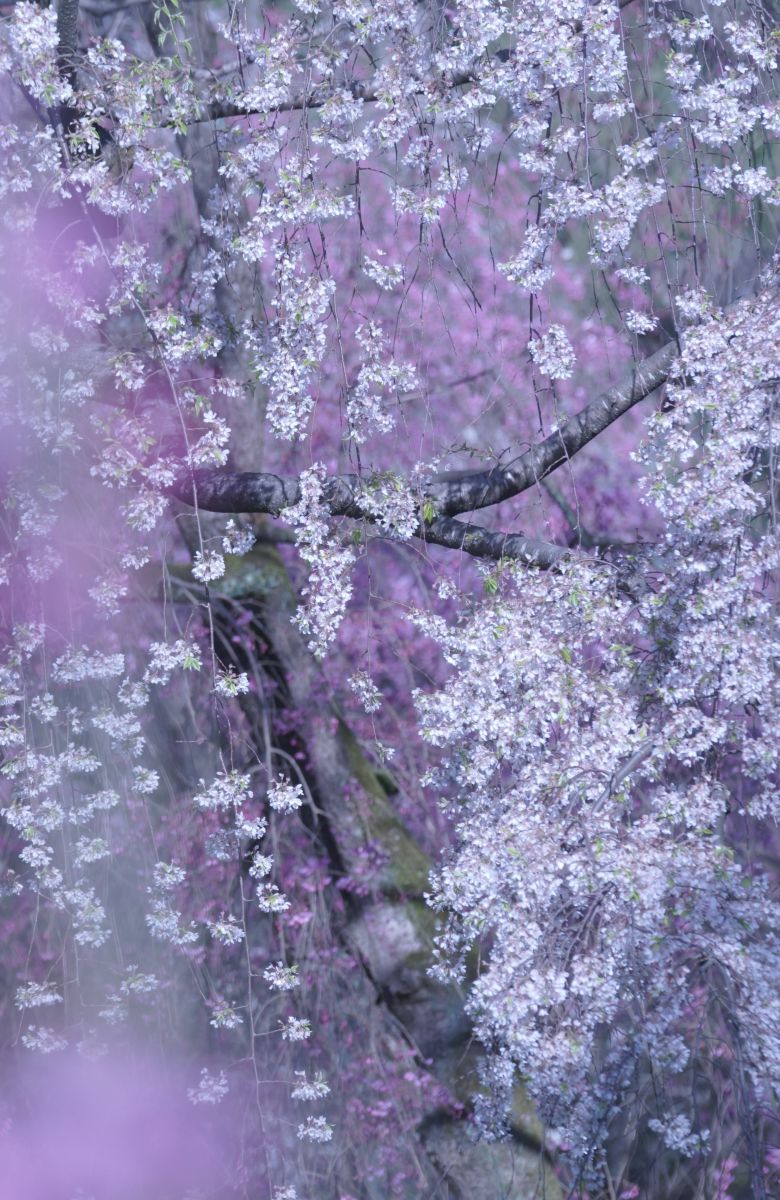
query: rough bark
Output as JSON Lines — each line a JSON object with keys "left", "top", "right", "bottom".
{"left": 206, "top": 543, "right": 562, "bottom": 1199}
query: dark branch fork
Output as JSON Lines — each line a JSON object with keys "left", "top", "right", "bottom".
{"left": 171, "top": 338, "right": 678, "bottom": 566}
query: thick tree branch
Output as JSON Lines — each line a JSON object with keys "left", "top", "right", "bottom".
{"left": 174, "top": 469, "right": 363, "bottom": 517}
{"left": 423, "top": 516, "right": 572, "bottom": 568}
{"left": 52, "top": 0, "right": 83, "bottom": 140}
{"left": 426, "top": 338, "right": 677, "bottom": 515}
{"left": 56, "top": 0, "right": 80, "bottom": 92}
{"left": 199, "top": 76, "right": 458, "bottom": 125}
{"left": 171, "top": 470, "right": 573, "bottom": 565}
{"left": 170, "top": 335, "right": 678, "bottom": 565}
